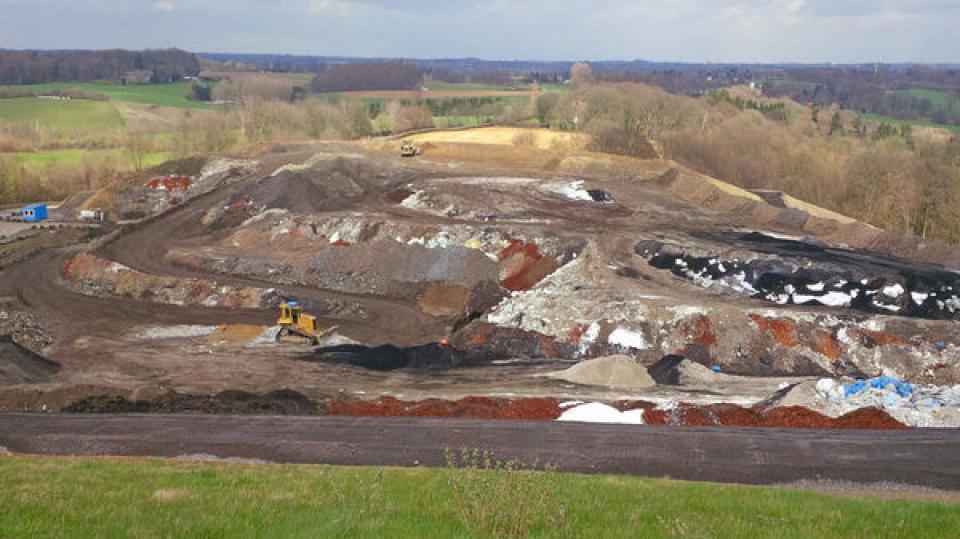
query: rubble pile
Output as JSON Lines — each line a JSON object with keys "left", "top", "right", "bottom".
{"left": 397, "top": 176, "right": 618, "bottom": 222}
{"left": 780, "top": 377, "right": 960, "bottom": 428}
{"left": 119, "top": 159, "right": 257, "bottom": 220}
{"left": 0, "top": 309, "right": 54, "bottom": 352}
{"left": 172, "top": 210, "right": 582, "bottom": 311}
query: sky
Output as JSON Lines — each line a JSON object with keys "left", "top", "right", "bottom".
{"left": 2, "top": 0, "right": 959, "bottom": 63}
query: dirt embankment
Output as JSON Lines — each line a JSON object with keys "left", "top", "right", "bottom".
{"left": 0, "top": 335, "right": 59, "bottom": 386}
{"left": 59, "top": 253, "right": 280, "bottom": 309}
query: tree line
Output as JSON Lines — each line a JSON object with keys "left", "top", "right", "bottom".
{"left": 310, "top": 62, "right": 423, "bottom": 93}
{"left": 0, "top": 49, "right": 201, "bottom": 85}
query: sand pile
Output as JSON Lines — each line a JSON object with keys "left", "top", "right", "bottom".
{"left": 548, "top": 355, "right": 655, "bottom": 389}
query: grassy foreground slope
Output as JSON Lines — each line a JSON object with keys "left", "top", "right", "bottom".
{"left": 2, "top": 457, "right": 958, "bottom": 538}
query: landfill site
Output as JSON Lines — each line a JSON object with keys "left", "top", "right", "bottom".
{"left": 2, "top": 127, "right": 960, "bottom": 483}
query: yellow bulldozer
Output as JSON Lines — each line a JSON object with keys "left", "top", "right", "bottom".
{"left": 400, "top": 140, "right": 421, "bottom": 157}
{"left": 277, "top": 301, "right": 336, "bottom": 345}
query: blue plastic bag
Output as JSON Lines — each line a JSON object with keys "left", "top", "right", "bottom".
{"left": 843, "top": 379, "right": 867, "bottom": 397}
{"left": 868, "top": 376, "right": 913, "bottom": 398}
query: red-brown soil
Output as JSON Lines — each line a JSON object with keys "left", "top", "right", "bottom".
{"left": 326, "top": 395, "right": 908, "bottom": 430}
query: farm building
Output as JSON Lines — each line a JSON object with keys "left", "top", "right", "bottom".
{"left": 21, "top": 203, "right": 48, "bottom": 222}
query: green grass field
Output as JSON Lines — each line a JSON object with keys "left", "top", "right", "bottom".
{"left": 433, "top": 115, "right": 494, "bottom": 128}
{"left": 277, "top": 72, "right": 318, "bottom": 82}
{"left": 13, "top": 148, "right": 171, "bottom": 172}
{"left": 0, "top": 81, "right": 209, "bottom": 109}
{"left": 896, "top": 89, "right": 960, "bottom": 113}
{"left": 423, "top": 79, "right": 511, "bottom": 92}
{"left": 0, "top": 98, "right": 125, "bottom": 131}
{"left": 538, "top": 82, "right": 570, "bottom": 92}
{"left": 863, "top": 113, "right": 960, "bottom": 133}
{"left": 1, "top": 456, "right": 957, "bottom": 538}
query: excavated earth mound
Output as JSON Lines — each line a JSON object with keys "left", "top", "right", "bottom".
{"left": 242, "top": 154, "right": 415, "bottom": 214}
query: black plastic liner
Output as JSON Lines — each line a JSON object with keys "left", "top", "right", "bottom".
{"left": 635, "top": 233, "right": 960, "bottom": 320}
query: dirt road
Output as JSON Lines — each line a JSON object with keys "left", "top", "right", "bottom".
{"left": 2, "top": 413, "right": 959, "bottom": 489}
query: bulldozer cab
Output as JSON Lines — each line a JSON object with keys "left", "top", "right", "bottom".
{"left": 278, "top": 301, "right": 302, "bottom": 325}
{"left": 400, "top": 140, "right": 419, "bottom": 157}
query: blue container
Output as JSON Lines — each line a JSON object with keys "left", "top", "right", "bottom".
{"left": 21, "top": 203, "right": 48, "bottom": 222}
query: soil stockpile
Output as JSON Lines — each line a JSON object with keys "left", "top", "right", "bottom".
{"left": 305, "top": 343, "right": 491, "bottom": 371}
{"left": 63, "top": 389, "right": 320, "bottom": 415}
{"left": 245, "top": 155, "right": 411, "bottom": 213}
{"left": 548, "top": 355, "right": 655, "bottom": 389}
{"left": 0, "top": 335, "right": 59, "bottom": 386}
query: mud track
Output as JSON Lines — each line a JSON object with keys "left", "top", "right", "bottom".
{"left": 0, "top": 248, "right": 268, "bottom": 343}
{"left": 4, "top": 156, "right": 447, "bottom": 348}
{"left": 2, "top": 413, "right": 959, "bottom": 489}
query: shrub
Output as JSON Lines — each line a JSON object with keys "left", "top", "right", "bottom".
{"left": 444, "top": 447, "right": 573, "bottom": 538}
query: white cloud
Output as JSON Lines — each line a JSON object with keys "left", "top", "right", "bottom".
{"left": 307, "top": 0, "right": 351, "bottom": 16}
{"left": 153, "top": 1, "right": 175, "bottom": 12}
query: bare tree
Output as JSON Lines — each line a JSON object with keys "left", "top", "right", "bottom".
{"left": 570, "top": 62, "right": 593, "bottom": 87}
{"left": 393, "top": 105, "right": 434, "bottom": 133}
{"left": 122, "top": 128, "right": 151, "bottom": 172}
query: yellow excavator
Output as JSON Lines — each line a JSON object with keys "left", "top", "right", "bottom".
{"left": 400, "top": 140, "right": 421, "bottom": 157}
{"left": 277, "top": 301, "right": 336, "bottom": 345}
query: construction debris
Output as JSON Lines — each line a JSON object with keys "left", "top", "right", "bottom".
{"left": 774, "top": 377, "right": 960, "bottom": 427}
{"left": 1, "top": 137, "right": 959, "bottom": 433}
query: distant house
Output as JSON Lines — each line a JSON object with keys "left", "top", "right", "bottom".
{"left": 122, "top": 70, "right": 152, "bottom": 85}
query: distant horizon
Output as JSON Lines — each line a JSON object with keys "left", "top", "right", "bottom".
{"left": 5, "top": 47, "right": 959, "bottom": 68}
{"left": 3, "top": 1, "right": 958, "bottom": 65}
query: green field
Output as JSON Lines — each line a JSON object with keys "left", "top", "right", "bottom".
{"left": 12, "top": 148, "right": 171, "bottom": 172}
{"left": 277, "top": 72, "right": 317, "bottom": 82}
{"left": 896, "top": 89, "right": 960, "bottom": 113}
{"left": 0, "top": 98, "right": 124, "bottom": 131}
{"left": 863, "top": 113, "right": 960, "bottom": 133}
{"left": 538, "top": 82, "right": 570, "bottom": 92}
{"left": 2, "top": 457, "right": 957, "bottom": 538}
{"left": 0, "top": 81, "right": 210, "bottom": 109}
{"left": 433, "top": 115, "right": 494, "bottom": 128}
{"left": 423, "top": 79, "right": 511, "bottom": 92}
